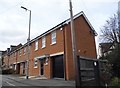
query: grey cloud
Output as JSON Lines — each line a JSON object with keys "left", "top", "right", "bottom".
{"left": 0, "top": 0, "right": 119, "bottom": 51}
{"left": 0, "top": 29, "right": 26, "bottom": 37}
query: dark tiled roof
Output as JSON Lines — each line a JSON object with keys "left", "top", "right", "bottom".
{"left": 10, "top": 43, "right": 22, "bottom": 53}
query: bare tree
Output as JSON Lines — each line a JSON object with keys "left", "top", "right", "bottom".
{"left": 100, "top": 14, "right": 120, "bottom": 43}
{"left": 100, "top": 14, "right": 120, "bottom": 78}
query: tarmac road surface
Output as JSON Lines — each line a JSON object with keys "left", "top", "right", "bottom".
{"left": 2, "top": 75, "right": 75, "bottom": 88}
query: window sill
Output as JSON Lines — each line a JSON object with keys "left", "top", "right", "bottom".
{"left": 34, "top": 49, "right": 38, "bottom": 51}
{"left": 45, "top": 63, "right": 48, "bottom": 66}
{"left": 50, "top": 42, "right": 56, "bottom": 46}
{"left": 41, "top": 46, "right": 46, "bottom": 49}
{"left": 34, "top": 66, "right": 38, "bottom": 68}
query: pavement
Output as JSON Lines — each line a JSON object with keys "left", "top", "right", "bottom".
{"left": 2, "top": 74, "right": 75, "bottom": 88}
{"left": 19, "top": 75, "right": 47, "bottom": 80}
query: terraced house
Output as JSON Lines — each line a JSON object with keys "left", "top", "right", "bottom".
{"left": 3, "top": 11, "right": 97, "bottom": 80}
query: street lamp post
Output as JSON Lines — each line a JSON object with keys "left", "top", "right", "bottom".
{"left": 69, "top": 0, "right": 81, "bottom": 88}
{"left": 21, "top": 6, "right": 31, "bottom": 79}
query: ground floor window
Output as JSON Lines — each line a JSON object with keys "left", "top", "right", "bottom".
{"left": 14, "top": 64, "right": 16, "bottom": 70}
{"left": 10, "top": 64, "right": 13, "bottom": 69}
{"left": 45, "top": 58, "right": 49, "bottom": 65}
{"left": 34, "top": 58, "right": 38, "bottom": 68}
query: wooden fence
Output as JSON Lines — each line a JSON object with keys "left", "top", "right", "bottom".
{"left": 78, "top": 57, "right": 107, "bottom": 87}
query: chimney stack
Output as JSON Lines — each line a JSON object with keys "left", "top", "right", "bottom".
{"left": 7, "top": 48, "right": 10, "bottom": 54}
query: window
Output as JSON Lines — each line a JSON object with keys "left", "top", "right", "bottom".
{"left": 42, "top": 37, "right": 46, "bottom": 48}
{"left": 10, "top": 65, "right": 13, "bottom": 69}
{"left": 51, "top": 31, "right": 56, "bottom": 44}
{"left": 45, "top": 58, "right": 49, "bottom": 65}
{"left": 19, "top": 49, "right": 22, "bottom": 55}
{"left": 15, "top": 64, "right": 16, "bottom": 70}
{"left": 24, "top": 47, "right": 26, "bottom": 54}
{"left": 35, "top": 40, "right": 38, "bottom": 50}
{"left": 34, "top": 58, "right": 38, "bottom": 68}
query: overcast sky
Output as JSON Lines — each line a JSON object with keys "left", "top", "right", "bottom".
{"left": 0, "top": 0, "right": 119, "bottom": 53}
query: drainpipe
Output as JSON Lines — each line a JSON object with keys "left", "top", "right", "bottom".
{"left": 63, "top": 25, "right": 67, "bottom": 80}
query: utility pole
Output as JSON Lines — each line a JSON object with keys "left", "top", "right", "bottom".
{"left": 21, "top": 6, "right": 31, "bottom": 79}
{"left": 69, "top": 0, "right": 80, "bottom": 88}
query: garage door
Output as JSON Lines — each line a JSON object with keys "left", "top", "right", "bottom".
{"left": 53, "top": 55, "right": 64, "bottom": 78}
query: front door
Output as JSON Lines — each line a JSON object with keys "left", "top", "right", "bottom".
{"left": 40, "top": 59, "right": 44, "bottom": 75}
{"left": 22, "top": 62, "right": 25, "bottom": 75}
{"left": 16, "top": 63, "right": 20, "bottom": 74}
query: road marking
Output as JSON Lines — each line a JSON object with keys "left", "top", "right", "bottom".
{"left": 6, "top": 81, "right": 15, "bottom": 86}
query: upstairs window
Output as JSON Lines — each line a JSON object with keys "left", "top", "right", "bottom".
{"left": 19, "top": 49, "right": 22, "bottom": 55}
{"left": 35, "top": 40, "right": 38, "bottom": 50}
{"left": 51, "top": 31, "right": 56, "bottom": 44}
{"left": 42, "top": 37, "right": 46, "bottom": 48}
{"left": 24, "top": 47, "right": 26, "bottom": 54}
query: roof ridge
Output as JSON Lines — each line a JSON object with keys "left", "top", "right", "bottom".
{"left": 7, "top": 11, "right": 96, "bottom": 53}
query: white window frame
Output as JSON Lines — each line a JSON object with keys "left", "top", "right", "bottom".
{"left": 10, "top": 64, "right": 13, "bottom": 69}
{"left": 24, "top": 47, "right": 26, "bottom": 54}
{"left": 45, "top": 57, "right": 49, "bottom": 65}
{"left": 34, "top": 58, "right": 38, "bottom": 68}
{"left": 35, "top": 40, "right": 38, "bottom": 51}
{"left": 42, "top": 37, "right": 46, "bottom": 48}
{"left": 51, "top": 31, "right": 56, "bottom": 45}
{"left": 19, "top": 49, "right": 22, "bottom": 56}
{"left": 15, "top": 64, "right": 16, "bottom": 70}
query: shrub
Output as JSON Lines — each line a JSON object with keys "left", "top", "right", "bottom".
{"left": 109, "top": 77, "right": 120, "bottom": 87}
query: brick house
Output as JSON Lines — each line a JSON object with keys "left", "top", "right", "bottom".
{"left": 2, "top": 44, "right": 22, "bottom": 70}
{"left": 0, "top": 51, "right": 6, "bottom": 68}
{"left": 98, "top": 42, "right": 120, "bottom": 58}
{"left": 3, "top": 11, "right": 97, "bottom": 80}
{"left": 98, "top": 43, "right": 114, "bottom": 58}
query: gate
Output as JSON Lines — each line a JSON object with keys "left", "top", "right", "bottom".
{"left": 79, "top": 57, "right": 107, "bottom": 87}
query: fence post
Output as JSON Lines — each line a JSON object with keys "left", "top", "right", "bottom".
{"left": 77, "top": 56, "right": 82, "bottom": 88}
{"left": 94, "top": 60, "right": 101, "bottom": 87}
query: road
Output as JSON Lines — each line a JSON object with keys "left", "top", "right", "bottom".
{"left": 2, "top": 75, "right": 29, "bottom": 86}
{"left": 2, "top": 75, "right": 75, "bottom": 88}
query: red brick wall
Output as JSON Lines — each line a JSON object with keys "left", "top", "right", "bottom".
{"left": 28, "top": 28, "right": 64, "bottom": 78}
{"left": 4, "top": 14, "right": 97, "bottom": 81}
{"left": 9, "top": 53, "right": 16, "bottom": 65}
{"left": 64, "top": 15, "right": 97, "bottom": 80}
{"left": 3, "top": 55, "right": 9, "bottom": 68}
{"left": 75, "top": 16, "right": 97, "bottom": 58}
